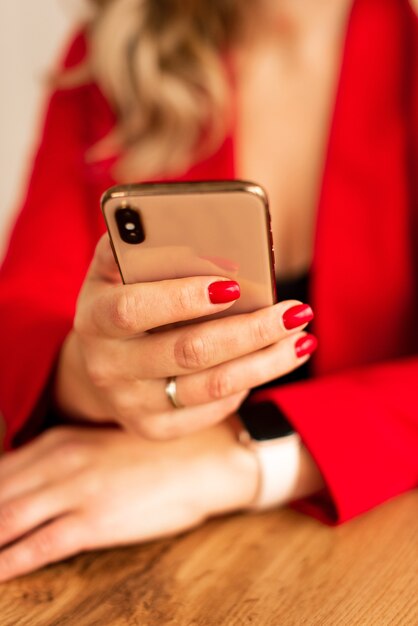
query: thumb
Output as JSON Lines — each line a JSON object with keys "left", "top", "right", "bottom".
{"left": 88, "top": 234, "right": 122, "bottom": 284}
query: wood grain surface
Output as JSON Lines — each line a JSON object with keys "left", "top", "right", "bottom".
{"left": 0, "top": 491, "right": 417, "bottom": 626}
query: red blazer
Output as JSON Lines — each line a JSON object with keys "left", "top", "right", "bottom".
{"left": 1, "top": 0, "right": 417, "bottom": 523}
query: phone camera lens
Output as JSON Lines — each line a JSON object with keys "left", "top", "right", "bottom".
{"left": 115, "top": 206, "right": 145, "bottom": 244}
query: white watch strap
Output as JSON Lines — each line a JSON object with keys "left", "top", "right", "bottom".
{"left": 230, "top": 415, "right": 302, "bottom": 510}
{"left": 249, "top": 433, "right": 301, "bottom": 510}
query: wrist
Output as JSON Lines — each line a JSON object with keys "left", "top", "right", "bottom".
{"left": 189, "top": 420, "right": 259, "bottom": 519}
{"left": 230, "top": 402, "right": 325, "bottom": 509}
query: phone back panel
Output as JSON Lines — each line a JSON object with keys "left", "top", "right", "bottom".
{"left": 102, "top": 181, "right": 276, "bottom": 318}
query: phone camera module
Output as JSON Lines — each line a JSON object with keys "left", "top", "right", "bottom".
{"left": 115, "top": 206, "right": 145, "bottom": 244}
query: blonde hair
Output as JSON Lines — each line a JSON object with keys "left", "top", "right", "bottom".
{"left": 78, "top": 0, "right": 249, "bottom": 180}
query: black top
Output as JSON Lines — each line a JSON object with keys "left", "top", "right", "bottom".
{"left": 241, "top": 272, "right": 311, "bottom": 440}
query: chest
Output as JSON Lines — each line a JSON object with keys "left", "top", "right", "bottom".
{"left": 232, "top": 23, "right": 348, "bottom": 277}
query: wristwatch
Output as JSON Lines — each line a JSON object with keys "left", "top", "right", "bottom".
{"left": 230, "top": 401, "right": 302, "bottom": 510}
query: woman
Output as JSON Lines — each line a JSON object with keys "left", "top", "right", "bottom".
{"left": 0, "top": 0, "right": 417, "bottom": 581}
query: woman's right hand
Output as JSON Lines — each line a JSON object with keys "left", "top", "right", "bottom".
{"left": 55, "top": 235, "right": 316, "bottom": 439}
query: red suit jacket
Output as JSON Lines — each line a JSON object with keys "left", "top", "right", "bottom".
{"left": 0, "top": 0, "right": 417, "bottom": 523}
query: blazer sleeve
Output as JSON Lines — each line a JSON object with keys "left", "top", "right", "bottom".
{"left": 0, "top": 32, "right": 100, "bottom": 450}
{"left": 252, "top": 356, "right": 418, "bottom": 524}
{"left": 252, "top": 0, "right": 418, "bottom": 525}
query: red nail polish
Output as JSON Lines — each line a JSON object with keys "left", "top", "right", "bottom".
{"left": 208, "top": 281, "right": 240, "bottom": 304}
{"left": 283, "top": 304, "right": 314, "bottom": 330}
{"left": 295, "top": 334, "right": 318, "bottom": 358}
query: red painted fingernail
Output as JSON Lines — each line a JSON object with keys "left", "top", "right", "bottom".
{"left": 283, "top": 304, "right": 314, "bottom": 330}
{"left": 208, "top": 280, "right": 240, "bottom": 304}
{"left": 295, "top": 334, "right": 318, "bottom": 358}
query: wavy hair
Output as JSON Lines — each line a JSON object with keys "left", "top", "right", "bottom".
{"left": 76, "top": 0, "right": 249, "bottom": 180}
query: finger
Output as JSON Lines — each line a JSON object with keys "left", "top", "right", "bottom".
{"left": 0, "top": 438, "right": 89, "bottom": 505}
{"left": 0, "top": 440, "right": 51, "bottom": 479}
{"left": 175, "top": 331, "right": 317, "bottom": 407}
{"left": 0, "top": 481, "right": 77, "bottom": 549}
{"left": 0, "top": 447, "right": 38, "bottom": 481}
{"left": 0, "top": 514, "right": 86, "bottom": 583}
{"left": 0, "top": 426, "right": 88, "bottom": 503}
{"left": 0, "top": 466, "right": 51, "bottom": 505}
{"left": 0, "top": 428, "right": 72, "bottom": 484}
{"left": 120, "top": 300, "right": 312, "bottom": 378}
{"left": 85, "top": 275, "right": 241, "bottom": 337}
{"left": 88, "top": 234, "right": 123, "bottom": 284}
{"left": 85, "top": 236, "right": 241, "bottom": 335}
{"left": 118, "top": 330, "right": 314, "bottom": 415}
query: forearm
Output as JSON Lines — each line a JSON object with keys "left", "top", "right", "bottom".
{"left": 191, "top": 420, "right": 259, "bottom": 516}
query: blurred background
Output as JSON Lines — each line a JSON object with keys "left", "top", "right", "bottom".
{"left": 0, "top": 1, "right": 85, "bottom": 257}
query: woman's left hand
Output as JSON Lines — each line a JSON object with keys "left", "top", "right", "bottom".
{"left": 0, "top": 424, "right": 258, "bottom": 582}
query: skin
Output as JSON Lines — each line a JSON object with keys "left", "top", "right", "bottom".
{"left": 55, "top": 234, "right": 314, "bottom": 439}
{"left": 0, "top": 0, "right": 357, "bottom": 580}
{"left": 235, "top": 0, "right": 353, "bottom": 276}
{"left": 0, "top": 424, "right": 323, "bottom": 582}
{"left": 0, "top": 425, "right": 257, "bottom": 582}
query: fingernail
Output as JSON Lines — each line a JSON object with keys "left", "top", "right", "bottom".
{"left": 295, "top": 334, "right": 318, "bottom": 358}
{"left": 208, "top": 280, "right": 240, "bottom": 304}
{"left": 283, "top": 304, "right": 314, "bottom": 330}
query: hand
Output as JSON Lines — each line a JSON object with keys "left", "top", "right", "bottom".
{"left": 0, "top": 425, "right": 258, "bottom": 582}
{"left": 55, "top": 235, "right": 316, "bottom": 439}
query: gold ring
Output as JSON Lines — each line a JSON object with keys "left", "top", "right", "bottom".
{"left": 165, "top": 376, "right": 183, "bottom": 409}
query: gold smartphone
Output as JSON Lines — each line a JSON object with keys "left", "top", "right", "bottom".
{"left": 101, "top": 180, "right": 276, "bottom": 319}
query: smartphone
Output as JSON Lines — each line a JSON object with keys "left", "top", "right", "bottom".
{"left": 101, "top": 180, "right": 276, "bottom": 319}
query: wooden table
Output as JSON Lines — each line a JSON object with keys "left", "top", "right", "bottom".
{"left": 0, "top": 491, "right": 417, "bottom": 625}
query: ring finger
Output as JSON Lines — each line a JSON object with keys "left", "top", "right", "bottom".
{"left": 109, "top": 332, "right": 316, "bottom": 426}
{"left": 0, "top": 480, "right": 78, "bottom": 549}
